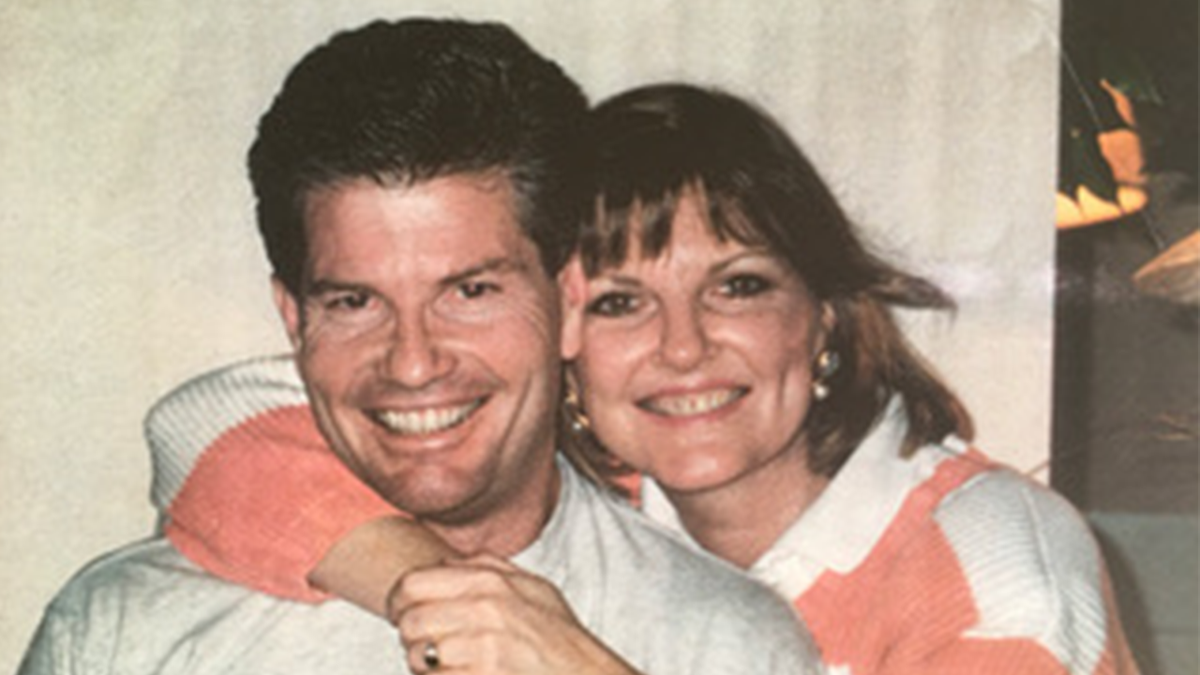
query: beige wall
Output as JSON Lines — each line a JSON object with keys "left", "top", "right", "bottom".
{"left": 0, "top": 1, "right": 1060, "bottom": 668}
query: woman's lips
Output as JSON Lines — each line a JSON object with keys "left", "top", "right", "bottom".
{"left": 637, "top": 386, "right": 748, "bottom": 417}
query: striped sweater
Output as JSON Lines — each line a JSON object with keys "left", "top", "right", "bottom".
{"left": 148, "top": 356, "right": 1140, "bottom": 674}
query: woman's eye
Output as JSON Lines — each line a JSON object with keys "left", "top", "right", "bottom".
{"left": 587, "top": 291, "right": 639, "bottom": 317}
{"left": 721, "top": 274, "right": 772, "bottom": 298}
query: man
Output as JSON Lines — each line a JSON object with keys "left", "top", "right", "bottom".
{"left": 19, "top": 18, "right": 821, "bottom": 674}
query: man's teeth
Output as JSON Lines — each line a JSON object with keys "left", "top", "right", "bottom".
{"left": 644, "top": 388, "right": 745, "bottom": 417}
{"left": 375, "top": 401, "right": 481, "bottom": 436}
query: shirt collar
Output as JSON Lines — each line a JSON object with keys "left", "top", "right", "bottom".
{"left": 752, "top": 399, "right": 962, "bottom": 596}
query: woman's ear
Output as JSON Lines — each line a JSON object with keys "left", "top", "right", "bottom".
{"left": 815, "top": 301, "right": 837, "bottom": 353}
{"left": 820, "top": 302, "right": 837, "bottom": 336}
{"left": 558, "top": 256, "right": 587, "bottom": 360}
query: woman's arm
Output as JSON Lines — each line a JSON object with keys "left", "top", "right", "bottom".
{"left": 147, "top": 355, "right": 454, "bottom": 611}
{"left": 314, "top": 516, "right": 456, "bottom": 616}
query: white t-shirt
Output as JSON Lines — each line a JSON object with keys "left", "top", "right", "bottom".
{"left": 19, "top": 458, "right": 823, "bottom": 675}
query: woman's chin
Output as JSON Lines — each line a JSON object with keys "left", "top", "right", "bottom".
{"left": 651, "top": 459, "right": 746, "bottom": 497}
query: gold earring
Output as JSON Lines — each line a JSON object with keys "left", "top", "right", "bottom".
{"left": 564, "top": 381, "right": 591, "bottom": 432}
{"left": 812, "top": 349, "right": 841, "bottom": 401}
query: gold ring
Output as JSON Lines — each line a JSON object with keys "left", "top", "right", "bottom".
{"left": 422, "top": 641, "right": 440, "bottom": 670}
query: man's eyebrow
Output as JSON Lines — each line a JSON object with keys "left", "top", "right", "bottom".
{"left": 441, "top": 256, "right": 530, "bottom": 287}
{"left": 303, "top": 279, "right": 370, "bottom": 297}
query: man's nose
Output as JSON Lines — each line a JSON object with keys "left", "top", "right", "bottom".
{"left": 380, "top": 314, "right": 455, "bottom": 387}
{"left": 656, "top": 302, "right": 711, "bottom": 371}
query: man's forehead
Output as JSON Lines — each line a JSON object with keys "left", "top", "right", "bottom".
{"left": 299, "top": 174, "right": 547, "bottom": 285}
{"left": 308, "top": 171, "right": 525, "bottom": 224}
{"left": 303, "top": 173, "right": 523, "bottom": 235}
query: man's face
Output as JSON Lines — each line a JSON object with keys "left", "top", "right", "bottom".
{"left": 275, "top": 174, "right": 564, "bottom": 538}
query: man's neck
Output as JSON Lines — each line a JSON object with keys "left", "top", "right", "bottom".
{"left": 424, "top": 460, "right": 563, "bottom": 558}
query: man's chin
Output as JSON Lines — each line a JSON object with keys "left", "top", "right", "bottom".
{"left": 369, "top": 472, "right": 483, "bottom": 521}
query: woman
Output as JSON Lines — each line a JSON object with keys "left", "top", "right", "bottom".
{"left": 151, "top": 84, "right": 1137, "bottom": 674}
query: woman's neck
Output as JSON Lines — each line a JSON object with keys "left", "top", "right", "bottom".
{"left": 666, "top": 445, "right": 828, "bottom": 570}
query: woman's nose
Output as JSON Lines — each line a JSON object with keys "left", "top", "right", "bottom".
{"left": 656, "top": 303, "right": 711, "bottom": 371}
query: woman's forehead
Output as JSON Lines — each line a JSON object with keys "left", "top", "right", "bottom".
{"left": 587, "top": 190, "right": 771, "bottom": 272}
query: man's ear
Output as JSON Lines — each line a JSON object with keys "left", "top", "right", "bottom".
{"left": 557, "top": 256, "right": 587, "bottom": 360}
{"left": 271, "top": 276, "right": 304, "bottom": 350}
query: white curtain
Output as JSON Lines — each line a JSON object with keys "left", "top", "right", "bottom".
{"left": 0, "top": 1, "right": 1059, "bottom": 666}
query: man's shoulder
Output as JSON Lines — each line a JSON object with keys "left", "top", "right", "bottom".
{"left": 22, "top": 538, "right": 254, "bottom": 674}
{"left": 586, "top": 488, "right": 759, "bottom": 591}
{"left": 34, "top": 537, "right": 277, "bottom": 657}
{"left": 549, "top": 472, "right": 822, "bottom": 668}
{"left": 555, "top": 470, "right": 724, "bottom": 574}
{"left": 550, "top": 476, "right": 823, "bottom": 673}
{"left": 46, "top": 538, "right": 241, "bottom": 614}
{"left": 23, "top": 538, "right": 404, "bottom": 675}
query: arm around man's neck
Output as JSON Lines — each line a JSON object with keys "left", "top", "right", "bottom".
{"left": 310, "top": 515, "right": 458, "bottom": 617}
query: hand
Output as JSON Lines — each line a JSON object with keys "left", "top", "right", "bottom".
{"left": 388, "top": 554, "right": 640, "bottom": 675}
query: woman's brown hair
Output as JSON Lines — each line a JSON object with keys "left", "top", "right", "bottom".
{"left": 571, "top": 83, "right": 973, "bottom": 478}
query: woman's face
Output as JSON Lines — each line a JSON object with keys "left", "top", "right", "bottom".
{"left": 568, "top": 195, "right": 833, "bottom": 495}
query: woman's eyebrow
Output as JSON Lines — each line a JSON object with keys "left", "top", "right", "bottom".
{"left": 709, "top": 249, "right": 774, "bottom": 273}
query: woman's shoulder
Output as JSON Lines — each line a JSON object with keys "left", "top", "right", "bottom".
{"left": 910, "top": 440, "right": 1090, "bottom": 545}
{"left": 922, "top": 453, "right": 1110, "bottom": 647}
{"left": 935, "top": 457, "right": 1097, "bottom": 560}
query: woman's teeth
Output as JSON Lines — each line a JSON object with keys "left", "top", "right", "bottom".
{"left": 642, "top": 388, "right": 746, "bottom": 417}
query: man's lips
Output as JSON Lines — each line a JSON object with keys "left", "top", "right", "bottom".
{"left": 368, "top": 397, "right": 487, "bottom": 436}
{"left": 637, "top": 387, "right": 748, "bottom": 417}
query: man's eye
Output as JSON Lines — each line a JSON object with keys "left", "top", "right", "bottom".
{"left": 721, "top": 274, "right": 772, "bottom": 298}
{"left": 325, "top": 291, "right": 371, "bottom": 310}
{"left": 587, "top": 292, "right": 638, "bottom": 317}
{"left": 458, "top": 281, "right": 500, "bottom": 299}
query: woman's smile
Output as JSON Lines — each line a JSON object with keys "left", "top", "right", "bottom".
{"left": 637, "top": 385, "right": 749, "bottom": 418}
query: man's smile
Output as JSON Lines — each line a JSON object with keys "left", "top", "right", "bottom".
{"left": 368, "top": 397, "right": 487, "bottom": 436}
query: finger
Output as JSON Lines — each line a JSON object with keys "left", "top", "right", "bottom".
{"left": 384, "top": 559, "right": 446, "bottom": 624}
{"left": 392, "top": 563, "right": 516, "bottom": 612}
{"left": 385, "top": 569, "right": 408, "bottom": 627}
{"left": 406, "top": 636, "right": 447, "bottom": 674}
{"left": 446, "top": 553, "right": 519, "bottom": 573}
{"left": 443, "top": 555, "right": 549, "bottom": 600}
{"left": 396, "top": 596, "right": 494, "bottom": 649}
{"left": 448, "top": 556, "right": 561, "bottom": 607}
{"left": 405, "top": 632, "right": 492, "bottom": 675}
{"left": 385, "top": 563, "right": 445, "bottom": 626}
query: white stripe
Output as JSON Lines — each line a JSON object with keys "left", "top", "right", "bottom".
{"left": 936, "top": 469, "right": 1108, "bottom": 673}
{"left": 145, "top": 355, "right": 307, "bottom": 512}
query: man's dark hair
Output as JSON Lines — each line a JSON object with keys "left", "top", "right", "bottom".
{"left": 249, "top": 18, "right": 589, "bottom": 294}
